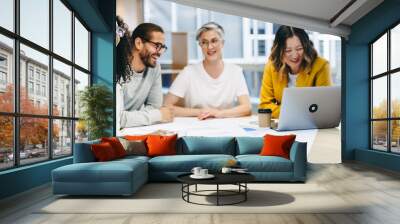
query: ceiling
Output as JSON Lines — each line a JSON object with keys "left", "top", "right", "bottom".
{"left": 168, "top": 0, "right": 384, "bottom": 37}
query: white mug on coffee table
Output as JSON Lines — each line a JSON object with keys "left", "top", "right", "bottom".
{"left": 221, "top": 167, "right": 232, "bottom": 174}
{"left": 191, "top": 167, "right": 202, "bottom": 176}
{"left": 199, "top": 169, "right": 208, "bottom": 176}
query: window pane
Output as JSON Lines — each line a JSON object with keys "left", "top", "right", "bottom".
{"left": 145, "top": 0, "right": 171, "bottom": 31}
{"left": 372, "top": 121, "right": 388, "bottom": 151}
{"left": 176, "top": 4, "right": 197, "bottom": 60}
{"left": 0, "top": 0, "right": 14, "bottom": 31}
{"left": 273, "top": 24, "right": 281, "bottom": 34}
{"left": 20, "top": 44, "right": 49, "bottom": 115}
{"left": 75, "top": 18, "right": 89, "bottom": 70}
{"left": 53, "top": 119, "right": 72, "bottom": 158}
{"left": 243, "top": 70, "right": 263, "bottom": 98}
{"left": 391, "top": 24, "right": 400, "bottom": 70}
{"left": 53, "top": 0, "right": 72, "bottom": 60}
{"left": 145, "top": 0, "right": 171, "bottom": 61}
{"left": 391, "top": 120, "right": 400, "bottom": 153}
{"left": 75, "top": 120, "right": 88, "bottom": 143}
{"left": 20, "top": 117, "right": 49, "bottom": 165}
{"left": 258, "top": 40, "right": 266, "bottom": 56}
{"left": 74, "top": 69, "right": 89, "bottom": 118}
{"left": 0, "top": 116, "right": 13, "bottom": 170}
{"left": 211, "top": 12, "right": 243, "bottom": 58}
{"left": 53, "top": 59, "right": 72, "bottom": 117}
{"left": 257, "top": 22, "right": 265, "bottom": 34}
{"left": 20, "top": 0, "right": 49, "bottom": 49}
{"left": 372, "top": 77, "right": 387, "bottom": 119}
{"left": 0, "top": 35, "right": 14, "bottom": 112}
{"left": 372, "top": 33, "right": 387, "bottom": 76}
{"left": 391, "top": 72, "right": 400, "bottom": 118}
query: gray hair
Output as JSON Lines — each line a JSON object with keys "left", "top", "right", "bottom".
{"left": 195, "top": 22, "right": 225, "bottom": 41}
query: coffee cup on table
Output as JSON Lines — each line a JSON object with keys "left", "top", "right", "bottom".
{"left": 191, "top": 167, "right": 202, "bottom": 176}
{"left": 221, "top": 167, "right": 232, "bottom": 174}
{"left": 258, "top": 108, "right": 272, "bottom": 128}
{"left": 200, "top": 169, "right": 208, "bottom": 176}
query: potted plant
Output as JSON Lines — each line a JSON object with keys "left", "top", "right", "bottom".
{"left": 79, "top": 84, "right": 113, "bottom": 140}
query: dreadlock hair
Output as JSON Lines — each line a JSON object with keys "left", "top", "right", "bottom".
{"left": 116, "top": 19, "right": 164, "bottom": 84}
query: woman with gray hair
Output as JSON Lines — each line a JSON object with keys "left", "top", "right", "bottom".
{"left": 164, "top": 22, "right": 251, "bottom": 120}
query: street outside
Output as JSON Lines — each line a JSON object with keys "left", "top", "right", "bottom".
{"left": 0, "top": 146, "right": 71, "bottom": 170}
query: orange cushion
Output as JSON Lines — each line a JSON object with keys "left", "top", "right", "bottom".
{"left": 101, "top": 137, "right": 127, "bottom": 158}
{"left": 260, "top": 134, "right": 296, "bottom": 159}
{"left": 146, "top": 134, "right": 177, "bottom": 157}
{"left": 124, "top": 135, "right": 149, "bottom": 141}
{"left": 91, "top": 142, "right": 117, "bottom": 161}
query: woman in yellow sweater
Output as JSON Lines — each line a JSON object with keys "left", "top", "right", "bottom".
{"left": 259, "top": 26, "right": 331, "bottom": 118}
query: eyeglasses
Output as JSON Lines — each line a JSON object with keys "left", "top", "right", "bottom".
{"left": 143, "top": 39, "right": 168, "bottom": 52}
{"left": 199, "top": 38, "right": 222, "bottom": 48}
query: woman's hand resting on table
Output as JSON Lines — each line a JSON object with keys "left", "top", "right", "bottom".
{"left": 198, "top": 108, "right": 222, "bottom": 120}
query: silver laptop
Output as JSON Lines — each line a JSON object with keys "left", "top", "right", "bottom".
{"left": 275, "top": 86, "right": 341, "bottom": 131}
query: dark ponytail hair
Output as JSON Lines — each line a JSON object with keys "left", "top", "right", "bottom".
{"left": 116, "top": 18, "right": 164, "bottom": 84}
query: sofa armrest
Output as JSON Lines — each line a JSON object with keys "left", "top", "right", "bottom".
{"left": 289, "top": 141, "right": 307, "bottom": 181}
{"left": 73, "top": 140, "right": 100, "bottom": 163}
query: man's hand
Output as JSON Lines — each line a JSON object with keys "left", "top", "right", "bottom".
{"left": 198, "top": 108, "right": 221, "bottom": 120}
{"left": 160, "top": 106, "right": 174, "bottom": 123}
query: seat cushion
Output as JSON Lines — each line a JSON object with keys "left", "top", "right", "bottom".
{"left": 52, "top": 158, "right": 147, "bottom": 183}
{"left": 148, "top": 154, "right": 235, "bottom": 172}
{"left": 236, "top": 155, "right": 293, "bottom": 172}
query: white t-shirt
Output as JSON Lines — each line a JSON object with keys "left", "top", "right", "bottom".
{"left": 168, "top": 62, "right": 249, "bottom": 109}
{"left": 288, "top": 73, "right": 298, "bottom": 87}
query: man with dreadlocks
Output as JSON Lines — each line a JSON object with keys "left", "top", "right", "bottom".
{"left": 116, "top": 18, "right": 174, "bottom": 128}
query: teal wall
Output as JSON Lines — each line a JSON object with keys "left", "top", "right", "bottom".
{"left": 0, "top": 0, "right": 116, "bottom": 200}
{"left": 344, "top": 0, "right": 400, "bottom": 171}
{"left": 0, "top": 158, "right": 72, "bottom": 199}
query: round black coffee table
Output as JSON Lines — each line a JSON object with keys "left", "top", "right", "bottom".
{"left": 177, "top": 173, "right": 255, "bottom": 206}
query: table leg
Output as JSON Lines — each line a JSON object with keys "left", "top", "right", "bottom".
{"left": 195, "top": 184, "right": 197, "bottom": 192}
{"left": 245, "top": 183, "right": 247, "bottom": 201}
{"left": 217, "top": 184, "right": 219, "bottom": 206}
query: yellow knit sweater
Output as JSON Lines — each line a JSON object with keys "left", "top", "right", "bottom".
{"left": 258, "top": 56, "right": 332, "bottom": 118}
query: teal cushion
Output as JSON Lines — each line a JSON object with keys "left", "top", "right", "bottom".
{"left": 52, "top": 159, "right": 147, "bottom": 183}
{"left": 235, "top": 137, "right": 263, "bottom": 155}
{"left": 149, "top": 154, "right": 235, "bottom": 172}
{"left": 178, "top": 137, "right": 236, "bottom": 155}
{"left": 236, "top": 155, "right": 293, "bottom": 172}
{"left": 117, "top": 155, "right": 150, "bottom": 163}
{"left": 73, "top": 139, "right": 100, "bottom": 163}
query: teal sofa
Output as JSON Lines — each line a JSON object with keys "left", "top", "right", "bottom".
{"left": 52, "top": 136, "right": 307, "bottom": 196}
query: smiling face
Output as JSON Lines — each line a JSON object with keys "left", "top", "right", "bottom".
{"left": 283, "top": 35, "right": 304, "bottom": 72}
{"left": 139, "top": 31, "right": 165, "bottom": 68}
{"left": 199, "top": 30, "right": 224, "bottom": 62}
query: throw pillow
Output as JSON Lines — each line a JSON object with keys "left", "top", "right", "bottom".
{"left": 101, "top": 137, "right": 127, "bottom": 158}
{"left": 260, "top": 134, "right": 296, "bottom": 159}
{"left": 124, "top": 135, "right": 149, "bottom": 141}
{"left": 118, "top": 137, "right": 147, "bottom": 156}
{"left": 91, "top": 142, "right": 117, "bottom": 161}
{"left": 146, "top": 134, "right": 177, "bottom": 157}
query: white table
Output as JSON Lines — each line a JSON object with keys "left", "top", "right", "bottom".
{"left": 118, "top": 116, "right": 322, "bottom": 155}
